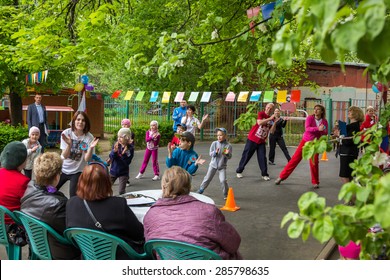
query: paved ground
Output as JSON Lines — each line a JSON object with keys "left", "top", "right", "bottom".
{"left": 1, "top": 139, "right": 343, "bottom": 260}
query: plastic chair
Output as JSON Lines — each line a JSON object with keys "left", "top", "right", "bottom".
{"left": 0, "top": 206, "right": 23, "bottom": 260}
{"left": 14, "top": 211, "right": 71, "bottom": 260}
{"left": 64, "top": 227, "right": 148, "bottom": 260}
{"left": 144, "top": 239, "right": 223, "bottom": 260}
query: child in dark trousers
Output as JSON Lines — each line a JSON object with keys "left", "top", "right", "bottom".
{"left": 109, "top": 128, "right": 134, "bottom": 195}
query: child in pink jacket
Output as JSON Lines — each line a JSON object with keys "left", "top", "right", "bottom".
{"left": 135, "top": 120, "right": 160, "bottom": 181}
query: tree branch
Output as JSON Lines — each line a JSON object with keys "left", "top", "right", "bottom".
{"left": 176, "top": 0, "right": 192, "bottom": 32}
{"left": 190, "top": 17, "right": 269, "bottom": 46}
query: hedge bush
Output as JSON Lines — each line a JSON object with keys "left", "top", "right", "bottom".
{"left": 109, "top": 121, "right": 175, "bottom": 150}
{"left": 0, "top": 123, "right": 29, "bottom": 152}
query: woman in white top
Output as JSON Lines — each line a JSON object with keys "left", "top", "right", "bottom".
{"left": 180, "top": 105, "right": 208, "bottom": 135}
{"left": 56, "top": 111, "right": 99, "bottom": 197}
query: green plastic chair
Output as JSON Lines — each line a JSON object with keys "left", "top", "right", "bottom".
{"left": 14, "top": 211, "right": 71, "bottom": 260}
{"left": 64, "top": 227, "right": 148, "bottom": 260}
{"left": 144, "top": 239, "right": 223, "bottom": 260}
{"left": 0, "top": 206, "right": 23, "bottom": 260}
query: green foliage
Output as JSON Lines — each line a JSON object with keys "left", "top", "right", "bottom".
{"left": 0, "top": 122, "right": 28, "bottom": 152}
{"left": 110, "top": 122, "right": 174, "bottom": 151}
{"left": 282, "top": 111, "right": 390, "bottom": 259}
{"left": 273, "top": 0, "right": 390, "bottom": 82}
{"left": 233, "top": 102, "right": 260, "bottom": 131}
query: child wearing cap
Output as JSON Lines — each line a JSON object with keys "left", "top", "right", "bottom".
{"left": 22, "top": 126, "right": 42, "bottom": 179}
{"left": 198, "top": 128, "right": 232, "bottom": 199}
{"left": 109, "top": 128, "right": 134, "bottom": 195}
{"left": 136, "top": 120, "right": 160, "bottom": 181}
{"left": 121, "top": 118, "right": 135, "bottom": 146}
{"left": 107, "top": 119, "right": 135, "bottom": 167}
{"left": 166, "top": 131, "right": 205, "bottom": 175}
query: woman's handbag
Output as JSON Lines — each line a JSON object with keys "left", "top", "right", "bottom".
{"left": 7, "top": 223, "right": 28, "bottom": 247}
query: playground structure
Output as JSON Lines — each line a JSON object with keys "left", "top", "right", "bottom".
{"left": 21, "top": 92, "right": 104, "bottom": 145}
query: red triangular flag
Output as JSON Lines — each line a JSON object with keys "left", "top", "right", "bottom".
{"left": 291, "top": 89, "right": 301, "bottom": 103}
{"left": 111, "top": 90, "right": 122, "bottom": 99}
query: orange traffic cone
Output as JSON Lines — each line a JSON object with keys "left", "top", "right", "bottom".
{"left": 220, "top": 187, "right": 240, "bottom": 212}
{"left": 320, "top": 151, "right": 328, "bottom": 161}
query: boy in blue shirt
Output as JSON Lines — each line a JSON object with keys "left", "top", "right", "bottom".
{"left": 166, "top": 131, "right": 205, "bottom": 175}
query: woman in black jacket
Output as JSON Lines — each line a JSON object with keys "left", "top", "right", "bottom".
{"left": 334, "top": 106, "right": 365, "bottom": 184}
{"left": 66, "top": 162, "right": 145, "bottom": 259}
{"left": 21, "top": 152, "right": 81, "bottom": 259}
{"left": 268, "top": 108, "right": 291, "bottom": 165}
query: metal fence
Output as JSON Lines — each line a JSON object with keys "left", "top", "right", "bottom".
{"left": 104, "top": 96, "right": 379, "bottom": 144}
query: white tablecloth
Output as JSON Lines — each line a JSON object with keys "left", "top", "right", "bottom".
{"left": 124, "top": 189, "right": 215, "bottom": 223}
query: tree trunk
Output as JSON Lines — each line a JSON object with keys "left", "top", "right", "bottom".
{"left": 9, "top": 91, "right": 24, "bottom": 126}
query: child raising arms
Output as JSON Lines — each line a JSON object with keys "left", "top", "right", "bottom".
{"left": 109, "top": 128, "right": 134, "bottom": 195}
{"left": 136, "top": 120, "right": 160, "bottom": 181}
{"left": 197, "top": 128, "right": 232, "bottom": 199}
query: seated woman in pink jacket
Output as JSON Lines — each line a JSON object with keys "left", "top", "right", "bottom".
{"left": 275, "top": 104, "right": 328, "bottom": 189}
{"left": 143, "top": 166, "right": 242, "bottom": 260}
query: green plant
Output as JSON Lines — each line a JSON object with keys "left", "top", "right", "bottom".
{"left": 110, "top": 121, "right": 174, "bottom": 151}
{"left": 281, "top": 120, "right": 390, "bottom": 259}
{"left": 0, "top": 123, "right": 28, "bottom": 152}
{"left": 233, "top": 102, "right": 259, "bottom": 131}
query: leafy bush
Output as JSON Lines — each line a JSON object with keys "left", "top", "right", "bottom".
{"left": 0, "top": 123, "right": 29, "bottom": 152}
{"left": 282, "top": 118, "right": 390, "bottom": 259}
{"left": 109, "top": 121, "right": 174, "bottom": 150}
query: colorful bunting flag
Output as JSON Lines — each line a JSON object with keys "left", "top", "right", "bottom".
{"left": 291, "top": 89, "right": 301, "bottom": 102}
{"left": 25, "top": 70, "right": 49, "bottom": 85}
{"left": 124, "top": 91, "right": 134, "bottom": 101}
{"left": 135, "top": 91, "right": 145, "bottom": 101}
{"left": 263, "top": 91, "right": 274, "bottom": 102}
{"left": 111, "top": 90, "right": 122, "bottom": 99}
{"left": 174, "top": 92, "right": 185, "bottom": 102}
{"left": 250, "top": 91, "right": 261, "bottom": 102}
{"left": 238, "top": 91, "right": 249, "bottom": 102}
{"left": 150, "top": 91, "right": 159, "bottom": 102}
{"left": 277, "top": 90, "right": 287, "bottom": 103}
{"left": 162, "top": 92, "right": 171, "bottom": 103}
{"left": 225, "top": 92, "right": 236, "bottom": 102}
{"left": 188, "top": 92, "right": 199, "bottom": 102}
{"left": 201, "top": 92, "right": 211, "bottom": 103}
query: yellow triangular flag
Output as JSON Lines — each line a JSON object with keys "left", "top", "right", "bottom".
{"left": 277, "top": 90, "right": 287, "bottom": 103}
{"left": 124, "top": 91, "right": 134, "bottom": 100}
{"left": 238, "top": 91, "right": 249, "bottom": 102}
{"left": 162, "top": 92, "right": 171, "bottom": 103}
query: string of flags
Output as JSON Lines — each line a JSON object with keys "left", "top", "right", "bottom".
{"left": 26, "top": 70, "right": 49, "bottom": 85}
{"left": 111, "top": 89, "right": 301, "bottom": 104}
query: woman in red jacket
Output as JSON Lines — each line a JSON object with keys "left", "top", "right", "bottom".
{"left": 275, "top": 104, "right": 328, "bottom": 189}
{"left": 0, "top": 141, "right": 29, "bottom": 224}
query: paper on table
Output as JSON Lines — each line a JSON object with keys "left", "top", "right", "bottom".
{"left": 126, "top": 197, "right": 156, "bottom": 206}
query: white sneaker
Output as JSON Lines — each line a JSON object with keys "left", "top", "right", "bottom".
{"left": 263, "top": 176, "right": 270, "bottom": 181}
{"left": 135, "top": 173, "right": 143, "bottom": 179}
{"left": 152, "top": 175, "right": 160, "bottom": 181}
{"left": 236, "top": 173, "right": 243, "bottom": 178}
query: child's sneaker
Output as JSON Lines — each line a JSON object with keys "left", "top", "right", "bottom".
{"left": 197, "top": 188, "right": 204, "bottom": 194}
{"left": 135, "top": 173, "right": 143, "bottom": 179}
{"left": 152, "top": 175, "right": 160, "bottom": 181}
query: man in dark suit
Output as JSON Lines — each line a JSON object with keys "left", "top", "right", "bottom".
{"left": 27, "top": 93, "right": 48, "bottom": 152}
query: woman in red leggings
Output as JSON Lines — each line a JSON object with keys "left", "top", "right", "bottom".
{"left": 275, "top": 104, "right": 328, "bottom": 188}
